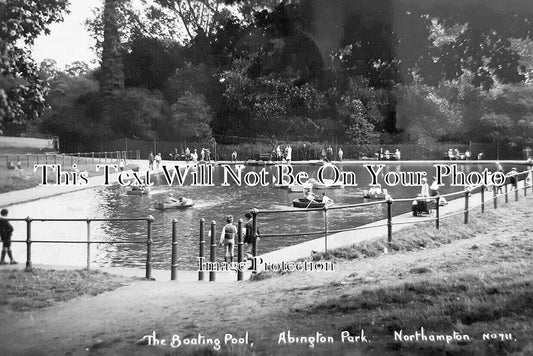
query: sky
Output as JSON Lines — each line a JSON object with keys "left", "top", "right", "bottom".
{"left": 32, "top": 0, "right": 102, "bottom": 69}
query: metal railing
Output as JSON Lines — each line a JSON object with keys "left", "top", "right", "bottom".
{"left": 10, "top": 216, "right": 155, "bottom": 279}
{"left": 3, "top": 150, "right": 141, "bottom": 168}
{"left": 245, "top": 168, "right": 533, "bottom": 259}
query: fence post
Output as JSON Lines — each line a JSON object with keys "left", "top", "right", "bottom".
{"left": 209, "top": 221, "right": 216, "bottom": 282}
{"left": 86, "top": 220, "right": 91, "bottom": 271}
{"left": 464, "top": 191, "right": 469, "bottom": 224}
{"left": 525, "top": 176, "right": 528, "bottom": 197}
{"left": 199, "top": 218, "right": 205, "bottom": 281}
{"left": 252, "top": 209, "right": 258, "bottom": 257}
{"left": 237, "top": 219, "right": 244, "bottom": 281}
{"left": 171, "top": 219, "right": 178, "bottom": 281}
{"left": 323, "top": 207, "right": 328, "bottom": 253}
{"left": 515, "top": 180, "right": 519, "bottom": 201}
{"left": 25, "top": 217, "right": 32, "bottom": 272}
{"left": 481, "top": 185, "right": 485, "bottom": 213}
{"left": 146, "top": 215, "right": 154, "bottom": 280}
{"left": 504, "top": 180, "right": 508, "bottom": 203}
{"left": 387, "top": 199, "right": 392, "bottom": 243}
{"left": 435, "top": 196, "right": 440, "bottom": 229}
{"left": 493, "top": 186, "right": 497, "bottom": 209}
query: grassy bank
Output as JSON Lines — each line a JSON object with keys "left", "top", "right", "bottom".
{"left": 0, "top": 268, "right": 132, "bottom": 312}
{"left": 173, "top": 198, "right": 533, "bottom": 355}
{"left": 0, "top": 197, "right": 532, "bottom": 356}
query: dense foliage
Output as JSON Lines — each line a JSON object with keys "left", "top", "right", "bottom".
{"left": 30, "top": 0, "right": 533, "bottom": 151}
{"left": 0, "top": 0, "right": 69, "bottom": 134}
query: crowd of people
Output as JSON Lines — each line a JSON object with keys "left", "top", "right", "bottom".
{"left": 376, "top": 148, "right": 401, "bottom": 161}
{"left": 446, "top": 148, "right": 484, "bottom": 160}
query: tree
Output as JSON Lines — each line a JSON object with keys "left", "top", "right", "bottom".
{"left": 100, "top": 0, "right": 125, "bottom": 96}
{"left": 0, "top": 0, "right": 70, "bottom": 134}
{"left": 166, "top": 93, "right": 213, "bottom": 141}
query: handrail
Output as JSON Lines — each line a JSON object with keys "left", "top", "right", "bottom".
{"left": 246, "top": 167, "right": 533, "bottom": 260}
{"left": 8, "top": 215, "right": 155, "bottom": 280}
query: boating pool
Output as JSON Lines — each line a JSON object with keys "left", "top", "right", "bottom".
{"left": 6, "top": 162, "right": 523, "bottom": 270}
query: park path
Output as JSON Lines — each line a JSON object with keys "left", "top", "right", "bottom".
{"left": 1, "top": 158, "right": 152, "bottom": 207}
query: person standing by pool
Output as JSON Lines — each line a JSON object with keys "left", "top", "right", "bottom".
{"left": 219, "top": 216, "right": 237, "bottom": 263}
{"left": 338, "top": 148, "right": 343, "bottom": 161}
{"left": 244, "top": 212, "right": 260, "bottom": 260}
{"left": 0, "top": 209, "right": 16, "bottom": 265}
{"left": 148, "top": 151, "right": 154, "bottom": 170}
{"left": 420, "top": 177, "right": 430, "bottom": 197}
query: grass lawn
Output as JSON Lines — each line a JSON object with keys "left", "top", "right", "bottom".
{"left": 0, "top": 268, "right": 133, "bottom": 312}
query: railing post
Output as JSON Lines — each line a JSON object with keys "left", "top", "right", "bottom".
{"left": 86, "top": 219, "right": 91, "bottom": 271}
{"left": 464, "top": 191, "right": 469, "bottom": 224}
{"left": 199, "top": 219, "right": 205, "bottom": 281}
{"left": 323, "top": 207, "right": 328, "bottom": 253}
{"left": 387, "top": 199, "right": 392, "bottom": 243}
{"left": 25, "top": 217, "right": 32, "bottom": 272}
{"left": 515, "top": 180, "right": 519, "bottom": 201}
{"left": 252, "top": 209, "right": 258, "bottom": 257}
{"left": 237, "top": 219, "right": 244, "bottom": 281}
{"left": 525, "top": 175, "right": 528, "bottom": 197}
{"left": 481, "top": 184, "right": 485, "bottom": 213}
{"left": 435, "top": 196, "right": 440, "bottom": 229}
{"left": 504, "top": 180, "right": 508, "bottom": 203}
{"left": 209, "top": 221, "right": 216, "bottom": 282}
{"left": 146, "top": 215, "right": 154, "bottom": 280}
{"left": 493, "top": 186, "right": 497, "bottom": 209}
{"left": 171, "top": 219, "right": 178, "bottom": 281}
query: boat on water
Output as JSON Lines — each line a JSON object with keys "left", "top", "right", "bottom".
{"left": 126, "top": 186, "right": 150, "bottom": 195}
{"left": 292, "top": 197, "right": 334, "bottom": 209}
{"left": 155, "top": 197, "right": 194, "bottom": 210}
{"left": 363, "top": 188, "right": 389, "bottom": 199}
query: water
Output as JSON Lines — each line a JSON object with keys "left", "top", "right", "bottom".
{"left": 7, "top": 162, "right": 524, "bottom": 270}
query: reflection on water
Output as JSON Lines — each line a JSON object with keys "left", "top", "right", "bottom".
{"left": 7, "top": 163, "right": 521, "bottom": 270}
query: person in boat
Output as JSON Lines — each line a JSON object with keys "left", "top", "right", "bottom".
{"left": 163, "top": 196, "right": 178, "bottom": 204}
{"left": 303, "top": 186, "right": 318, "bottom": 202}
{"left": 368, "top": 183, "right": 383, "bottom": 196}
{"left": 219, "top": 215, "right": 237, "bottom": 263}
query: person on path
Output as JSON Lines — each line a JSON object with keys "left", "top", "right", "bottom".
{"left": 148, "top": 151, "right": 154, "bottom": 170}
{"left": 0, "top": 209, "right": 17, "bottom": 265}
{"left": 244, "top": 212, "right": 260, "bottom": 260}
{"left": 219, "top": 216, "right": 237, "bottom": 263}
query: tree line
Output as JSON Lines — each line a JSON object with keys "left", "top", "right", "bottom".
{"left": 1, "top": 0, "right": 532, "bottom": 152}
